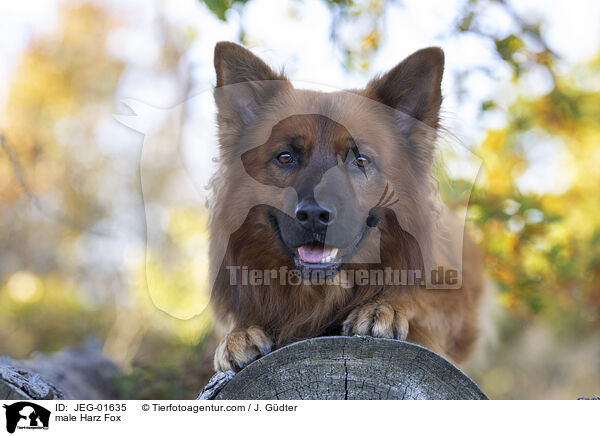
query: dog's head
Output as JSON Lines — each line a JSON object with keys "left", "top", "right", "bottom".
{"left": 212, "top": 42, "right": 444, "bottom": 277}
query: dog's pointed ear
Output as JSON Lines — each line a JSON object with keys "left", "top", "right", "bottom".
{"left": 366, "top": 47, "right": 444, "bottom": 128}
{"left": 214, "top": 42, "right": 289, "bottom": 126}
{"left": 214, "top": 41, "right": 283, "bottom": 88}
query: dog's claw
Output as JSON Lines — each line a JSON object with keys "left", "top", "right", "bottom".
{"left": 214, "top": 326, "right": 273, "bottom": 372}
{"left": 342, "top": 302, "right": 409, "bottom": 340}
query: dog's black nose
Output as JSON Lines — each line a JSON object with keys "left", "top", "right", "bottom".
{"left": 295, "top": 199, "right": 335, "bottom": 231}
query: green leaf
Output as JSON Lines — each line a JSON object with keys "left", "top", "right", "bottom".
{"left": 203, "top": 0, "right": 230, "bottom": 21}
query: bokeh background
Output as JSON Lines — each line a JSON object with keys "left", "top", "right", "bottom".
{"left": 1, "top": 0, "right": 599, "bottom": 400}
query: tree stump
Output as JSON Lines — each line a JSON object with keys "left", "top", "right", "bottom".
{"left": 198, "top": 336, "right": 487, "bottom": 400}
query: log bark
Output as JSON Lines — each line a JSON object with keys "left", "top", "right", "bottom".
{"left": 0, "top": 358, "right": 65, "bottom": 400}
{"left": 0, "top": 341, "right": 119, "bottom": 400}
{"left": 198, "top": 336, "right": 487, "bottom": 400}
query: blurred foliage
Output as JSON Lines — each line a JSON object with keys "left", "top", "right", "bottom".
{"left": 142, "top": 207, "right": 211, "bottom": 321}
{"left": 0, "top": 270, "right": 113, "bottom": 356}
{"left": 324, "top": 0, "right": 386, "bottom": 71}
{"left": 0, "top": 4, "right": 125, "bottom": 358}
{"left": 202, "top": 0, "right": 250, "bottom": 21}
{"left": 0, "top": 3, "right": 212, "bottom": 380}
{"left": 468, "top": 70, "right": 600, "bottom": 334}
{"left": 201, "top": 0, "right": 386, "bottom": 71}
{"left": 0, "top": 0, "right": 599, "bottom": 399}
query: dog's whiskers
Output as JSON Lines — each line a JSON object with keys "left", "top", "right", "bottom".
{"left": 374, "top": 183, "right": 399, "bottom": 209}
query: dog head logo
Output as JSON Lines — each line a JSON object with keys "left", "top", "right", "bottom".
{"left": 3, "top": 402, "right": 51, "bottom": 434}
{"left": 115, "top": 43, "right": 480, "bottom": 320}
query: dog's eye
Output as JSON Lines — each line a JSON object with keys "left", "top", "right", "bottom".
{"left": 276, "top": 152, "right": 294, "bottom": 165}
{"left": 354, "top": 156, "right": 369, "bottom": 168}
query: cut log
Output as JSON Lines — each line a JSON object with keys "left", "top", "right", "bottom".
{"left": 0, "top": 358, "right": 65, "bottom": 400}
{"left": 198, "top": 336, "right": 488, "bottom": 400}
{"left": 0, "top": 341, "right": 119, "bottom": 400}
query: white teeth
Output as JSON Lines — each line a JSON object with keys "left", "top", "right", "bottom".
{"left": 320, "top": 248, "right": 339, "bottom": 264}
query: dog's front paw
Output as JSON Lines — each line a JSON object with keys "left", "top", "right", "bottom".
{"left": 214, "top": 326, "right": 273, "bottom": 372}
{"left": 342, "top": 302, "right": 409, "bottom": 340}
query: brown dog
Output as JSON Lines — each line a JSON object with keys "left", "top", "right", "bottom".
{"left": 209, "top": 41, "right": 483, "bottom": 372}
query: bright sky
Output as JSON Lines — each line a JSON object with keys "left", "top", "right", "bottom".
{"left": 1, "top": 0, "right": 599, "bottom": 98}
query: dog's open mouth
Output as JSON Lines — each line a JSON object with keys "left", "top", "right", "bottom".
{"left": 293, "top": 226, "right": 370, "bottom": 274}
{"left": 268, "top": 209, "right": 376, "bottom": 276}
{"left": 296, "top": 243, "right": 342, "bottom": 268}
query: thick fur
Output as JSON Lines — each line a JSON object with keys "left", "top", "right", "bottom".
{"left": 209, "top": 42, "right": 483, "bottom": 371}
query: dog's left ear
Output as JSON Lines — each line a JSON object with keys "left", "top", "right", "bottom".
{"left": 366, "top": 47, "right": 444, "bottom": 128}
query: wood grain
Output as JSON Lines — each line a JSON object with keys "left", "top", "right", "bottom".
{"left": 199, "top": 336, "right": 487, "bottom": 400}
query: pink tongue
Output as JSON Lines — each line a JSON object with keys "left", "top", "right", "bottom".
{"left": 298, "top": 245, "right": 331, "bottom": 263}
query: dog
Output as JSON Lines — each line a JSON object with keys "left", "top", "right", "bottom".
{"left": 209, "top": 41, "right": 483, "bottom": 372}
